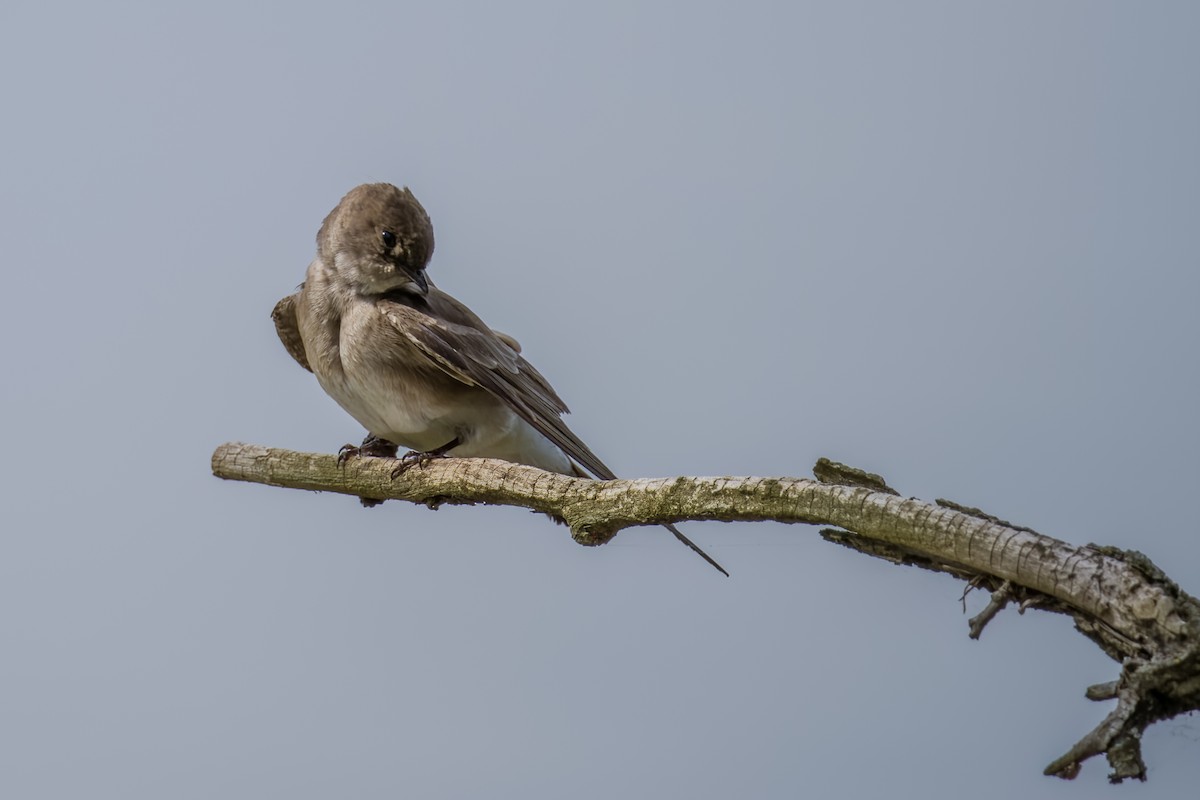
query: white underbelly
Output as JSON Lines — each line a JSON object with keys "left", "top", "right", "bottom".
{"left": 451, "top": 414, "right": 575, "bottom": 474}
{"left": 317, "top": 368, "right": 574, "bottom": 475}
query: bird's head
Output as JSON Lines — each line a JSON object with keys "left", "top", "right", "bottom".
{"left": 317, "top": 183, "right": 435, "bottom": 296}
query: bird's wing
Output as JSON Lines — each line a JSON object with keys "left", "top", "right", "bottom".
{"left": 378, "top": 293, "right": 616, "bottom": 480}
{"left": 492, "top": 330, "right": 522, "bottom": 353}
{"left": 271, "top": 291, "right": 312, "bottom": 372}
{"left": 379, "top": 290, "right": 730, "bottom": 576}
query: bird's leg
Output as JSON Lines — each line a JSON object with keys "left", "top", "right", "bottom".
{"left": 391, "top": 436, "right": 462, "bottom": 479}
{"left": 338, "top": 434, "right": 399, "bottom": 466}
{"left": 335, "top": 435, "right": 400, "bottom": 508}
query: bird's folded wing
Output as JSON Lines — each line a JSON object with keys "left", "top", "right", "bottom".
{"left": 379, "top": 299, "right": 616, "bottom": 481}
{"left": 271, "top": 292, "right": 312, "bottom": 372}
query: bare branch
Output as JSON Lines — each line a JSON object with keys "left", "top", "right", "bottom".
{"left": 211, "top": 441, "right": 1200, "bottom": 782}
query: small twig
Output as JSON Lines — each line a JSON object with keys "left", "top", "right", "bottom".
{"left": 1045, "top": 666, "right": 1147, "bottom": 782}
{"left": 960, "top": 575, "right": 986, "bottom": 613}
{"left": 1086, "top": 681, "right": 1120, "bottom": 701}
{"left": 968, "top": 580, "right": 1015, "bottom": 639}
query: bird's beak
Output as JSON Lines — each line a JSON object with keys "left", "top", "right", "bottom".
{"left": 407, "top": 267, "right": 429, "bottom": 296}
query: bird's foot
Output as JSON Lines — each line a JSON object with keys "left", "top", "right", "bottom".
{"left": 390, "top": 449, "right": 445, "bottom": 478}
{"left": 338, "top": 435, "right": 399, "bottom": 467}
{"left": 389, "top": 437, "right": 462, "bottom": 480}
{"left": 336, "top": 444, "right": 358, "bottom": 466}
{"left": 336, "top": 436, "right": 400, "bottom": 507}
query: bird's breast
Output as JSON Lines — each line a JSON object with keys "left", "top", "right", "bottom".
{"left": 300, "top": 294, "right": 574, "bottom": 474}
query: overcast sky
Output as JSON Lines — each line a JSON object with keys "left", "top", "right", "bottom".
{"left": 2, "top": 2, "right": 1198, "bottom": 797}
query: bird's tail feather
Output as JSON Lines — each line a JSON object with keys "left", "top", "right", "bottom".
{"left": 663, "top": 522, "right": 729, "bottom": 577}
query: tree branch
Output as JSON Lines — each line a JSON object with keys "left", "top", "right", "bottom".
{"left": 211, "top": 442, "right": 1200, "bottom": 782}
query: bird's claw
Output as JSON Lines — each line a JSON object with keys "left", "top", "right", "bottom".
{"left": 339, "top": 436, "right": 399, "bottom": 467}
{"left": 337, "top": 443, "right": 360, "bottom": 467}
{"left": 390, "top": 449, "right": 445, "bottom": 479}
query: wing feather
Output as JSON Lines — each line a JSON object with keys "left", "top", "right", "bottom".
{"left": 272, "top": 292, "right": 312, "bottom": 372}
{"left": 379, "top": 297, "right": 617, "bottom": 480}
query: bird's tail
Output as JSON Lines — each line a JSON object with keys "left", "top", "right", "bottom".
{"left": 663, "top": 522, "right": 729, "bottom": 577}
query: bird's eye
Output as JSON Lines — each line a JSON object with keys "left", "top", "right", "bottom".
{"left": 381, "top": 230, "right": 397, "bottom": 249}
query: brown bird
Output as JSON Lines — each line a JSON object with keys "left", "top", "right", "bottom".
{"left": 273, "top": 183, "right": 727, "bottom": 576}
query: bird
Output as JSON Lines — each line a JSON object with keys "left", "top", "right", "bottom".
{"left": 272, "top": 182, "right": 727, "bottom": 576}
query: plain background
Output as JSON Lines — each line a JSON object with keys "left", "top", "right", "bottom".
{"left": 2, "top": 2, "right": 1198, "bottom": 797}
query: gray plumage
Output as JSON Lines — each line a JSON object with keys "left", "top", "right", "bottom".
{"left": 274, "top": 183, "right": 727, "bottom": 575}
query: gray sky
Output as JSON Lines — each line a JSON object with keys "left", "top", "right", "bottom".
{"left": 3, "top": 1, "right": 1198, "bottom": 797}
